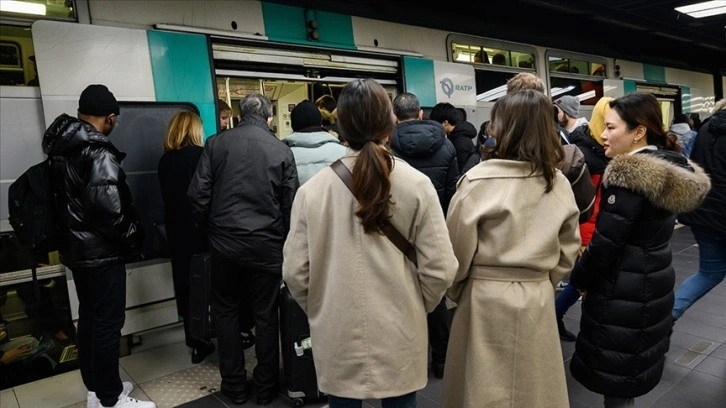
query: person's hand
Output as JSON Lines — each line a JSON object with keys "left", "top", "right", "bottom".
{"left": 0, "top": 344, "right": 34, "bottom": 364}
{"left": 578, "top": 289, "right": 588, "bottom": 298}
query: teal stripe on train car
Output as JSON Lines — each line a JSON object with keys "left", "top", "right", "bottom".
{"left": 624, "top": 80, "right": 637, "bottom": 94}
{"left": 403, "top": 57, "right": 436, "bottom": 108}
{"left": 147, "top": 30, "right": 217, "bottom": 139}
{"left": 643, "top": 64, "right": 666, "bottom": 83}
{"left": 681, "top": 86, "right": 691, "bottom": 112}
{"left": 261, "top": 2, "right": 355, "bottom": 49}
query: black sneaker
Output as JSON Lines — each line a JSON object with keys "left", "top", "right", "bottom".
{"left": 191, "top": 342, "right": 215, "bottom": 364}
{"left": 221, "top": 389, "right": 247, "bottom": 405}
{"left": 557, "top": 316, "right": 576, "bottom": 342}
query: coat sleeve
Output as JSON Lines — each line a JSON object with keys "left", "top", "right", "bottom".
{"left": 444, "top": 180, "right": 477, "bottom": 303}
{"left": 282, "top": 188, "right": 310, "bottom": 313}
{"left": 412, "top": 190, "right": 458, "bottom": 312}
{"left": 280, "top": 152, "right": 300, "bottom": 234}
{"left": 187, "top": 143, "right": 213, "bottom": 227}
{"left": 570, "top": 186, "right": 646, "bottom": 291}
{"left": 84, "top": 147, "right": 143, "bottom": 255}
{"left": 550, "top": 199, "right": 582, "bottom": 288}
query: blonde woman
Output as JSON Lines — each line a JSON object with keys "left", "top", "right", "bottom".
{"left": 157, "top": 111, "right": 215, "bottom": 363}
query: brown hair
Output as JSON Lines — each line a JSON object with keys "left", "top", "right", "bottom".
{"left": 488, "top": 90, "right": 564, "bottom": 192}
{"left": 336, "top": 79, "right": 395, "bottom": 233}
{"left": 163, "top": 111, "right": 203, "bottom": 152}
{"left": 506, "top": 72, "right": 545, "bottom": 94}
{"left": 609, "top": 93, "right": 680, "bottom": 152}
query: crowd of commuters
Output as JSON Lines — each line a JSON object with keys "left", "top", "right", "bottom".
{"left": 34, "top": 80, "right": 718, "bottom": 408}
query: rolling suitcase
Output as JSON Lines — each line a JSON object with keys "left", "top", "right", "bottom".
{"left": 279, "top": 282, "right": 325, "bottom": 407}
{"left": 189, "top": 252, "right": 215, "bottom": 340}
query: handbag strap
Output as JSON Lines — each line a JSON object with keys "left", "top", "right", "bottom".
{"left": 330, "top": 159, "right": 418, "bottom": 267}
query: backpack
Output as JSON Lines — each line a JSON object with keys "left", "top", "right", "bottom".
{"left": 560, "top": 145, "right": 596, "bottom": 224}
{"left": 8, "top": 158, "right": 58, "bottom": 254}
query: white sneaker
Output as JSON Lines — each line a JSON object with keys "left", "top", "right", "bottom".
{"left": 87, "top": 381, "right": 134, "bottom": 408}
{"left": 110, "top": 396, "right": 156, "bottom": 408}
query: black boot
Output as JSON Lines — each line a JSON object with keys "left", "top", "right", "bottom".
{"left": 557, "top": 315, "right": 576, "bottom": 342}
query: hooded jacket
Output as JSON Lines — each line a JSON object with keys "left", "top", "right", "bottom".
{"left": 187, "top": 113, "right": 298, "bottom": 273}
{"left": 669, "top": 122, "right": 697, "bottom": 157}
{"left": 448, "top": 121, "right": 479, "bottom": 176}
{"left": 391, "top": 120, "right": 458, "bottom": 214}
{"left": 570, "top": 149, "right": 710, "bottom": 398}
{"left": 283, "top": 129, "right": 347, "bottom": 185}
{"left": 677, "top": 110, "right": 726, "bottom": 234}
{"left": 42, "top": 114, "right": 143, "bottom": 268}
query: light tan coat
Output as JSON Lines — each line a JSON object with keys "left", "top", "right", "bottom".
{"left": 283, "top": 153, "right": 458, "bottom": 399}
{"left": 441, "top": 159, "right": 580, "bottom": 408}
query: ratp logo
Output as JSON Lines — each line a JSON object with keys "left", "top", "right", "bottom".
{"left": 440, "top": 78, "right": 473, "bottom": 99}
{"left": 440, "top": 78, "right": 454, "bottom": 98}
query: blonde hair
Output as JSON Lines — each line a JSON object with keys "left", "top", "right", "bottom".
{"left": 163, "top": 111, "right": 203, "bottom": 152}
{"left": 712, "top": 98, "right": 726, "bottom": 113}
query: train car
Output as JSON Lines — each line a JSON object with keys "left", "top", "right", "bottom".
{"left": 0, "top": 0, "right": 722, "bottom": 389}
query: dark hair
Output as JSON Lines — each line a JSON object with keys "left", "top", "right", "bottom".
{"left": 218, "top": 99, "right": 231, "bottom": 112}
{"left": 392, "top": 92, "right": 420, "bottom": 121}
{"left": 456, "top": 107, "right": 467, "bottom": 122}
{"left": 672, "top": 113, "right": 690, "bottom": 125}
{"left": 609, "top": 93, "right": 680, "bottom": 152}
{"left": 429, "top": 102, "right": 460, "bottom": 126}
{"left": 337, "top": 79, "right": 395, "bottom": 233}
{"left": 488, "top": 90, "right": 563, "bottom": 192}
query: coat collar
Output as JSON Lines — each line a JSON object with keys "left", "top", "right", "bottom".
{"left": 603, "top": 151, "right": 711, "bottom": 213}
{"left": 463, "top": 159, "right": 541, "bottom": 180}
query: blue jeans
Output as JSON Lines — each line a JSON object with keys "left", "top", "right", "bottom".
{"left": 555, "top": 281, "right": 580, "bottom": 317}
{"left": 673, "top": 226, "right": 726, "bottom": 320}
{"left": 328, "top": 392, "right": 416, "bottom": 408}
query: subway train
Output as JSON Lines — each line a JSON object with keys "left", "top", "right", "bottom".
{"left": 0, "top": 1, "right": 724, "bottom": 405}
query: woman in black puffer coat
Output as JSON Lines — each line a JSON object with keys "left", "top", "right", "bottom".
{"left": 569, "top": 93, "right": 711, "bottom": 408}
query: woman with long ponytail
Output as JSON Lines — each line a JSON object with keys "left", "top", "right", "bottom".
{"left": 283, "top": 79, "right": 457, "bottom": 407}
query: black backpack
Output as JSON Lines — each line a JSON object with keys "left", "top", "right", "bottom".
{"left": 8, "top": 158, "right": 58, "bottom": 254}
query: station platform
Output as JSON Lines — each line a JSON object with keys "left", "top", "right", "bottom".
{"left": 1, "top": 225, "right": 724, "bottom": 408}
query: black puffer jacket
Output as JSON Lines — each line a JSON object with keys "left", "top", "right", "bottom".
{"left": 448, "top": 121, "right": 479, "bottom": 176}
{"left": 42, "top": 114, "right": 143, "bottom": 268}
{"left": 187, "top": 114, "right": 298, "bottom": 273}
{"left": 678, "top": 110, "right": 726, "bottom": 234}
{"left": 391, "top": 120, "right": 458, "bottom": 214}
{"left": 570, "top": 149, "right": 710, "bottom": 398}
{"left": 569, "top": 125, "right": 609, "bottom": 175}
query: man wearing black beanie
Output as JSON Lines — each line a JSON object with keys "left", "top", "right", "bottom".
{"left": 42, "top": 85, "right": 153, "bottom": 408}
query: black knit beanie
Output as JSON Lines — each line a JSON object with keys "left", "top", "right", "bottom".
{"left": 291, "top": 100, "right": 323, "bottom": 132}
{"left": 78, "top": 84, "right": 120, "bottom": 116}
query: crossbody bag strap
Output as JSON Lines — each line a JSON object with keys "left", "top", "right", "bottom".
{"left": 330, "top": 159, "right": 418, "bottom": 267}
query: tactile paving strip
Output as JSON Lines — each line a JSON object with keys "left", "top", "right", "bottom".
{"left": 141, "top": 362, "right": 222, "bottom": 408}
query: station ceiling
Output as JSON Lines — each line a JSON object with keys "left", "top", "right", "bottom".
{"left": 270, "top": 0, "right": 726, "bottom": 74}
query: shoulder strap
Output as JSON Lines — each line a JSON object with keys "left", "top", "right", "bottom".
{"left": 330, "top": 160, "right": 418, "bottom": 267}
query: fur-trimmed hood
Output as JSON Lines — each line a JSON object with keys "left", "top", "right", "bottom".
{"left": 603, "top": 150, "right": 711, "bottom": 214}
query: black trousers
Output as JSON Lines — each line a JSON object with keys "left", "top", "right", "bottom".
{"left": 210, "top": 251, "right": 280, "bottom": 397}
{"left": 71, "top": 262, "right": 126, "bottom": 407}
{"left": 427, "top": 298, "right": 452, "bottom": 365}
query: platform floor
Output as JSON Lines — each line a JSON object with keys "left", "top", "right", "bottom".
{"left": 1, "top": 226, "right": 724, "bottom": 408}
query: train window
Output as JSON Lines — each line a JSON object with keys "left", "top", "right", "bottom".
{"left": 0, "top": 25, "right": 37, "bottom": 86}
{"left": 451, "top": 42, "right": 535, "bottom": 70}
{"left": 448, "top": 34, "right": 538, "bottom": 103}
{"left": 547, "top": 51, "right": 608, "bottom": 106}
{"left": 0, "top": 0, "right": 76, "bottom": 20}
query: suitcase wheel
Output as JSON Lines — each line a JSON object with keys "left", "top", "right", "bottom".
{"left": 292, "top": 397, "right": 305, "bottom": 407}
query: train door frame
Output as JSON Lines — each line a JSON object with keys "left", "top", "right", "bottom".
{"left": 635, "top": 83, "right": 682, "bottom": 128}
{"left": 202, "top": 36, "right": 404, "bottom": 138}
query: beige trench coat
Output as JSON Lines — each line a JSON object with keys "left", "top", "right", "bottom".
{"left": 283, "top": 153, "right": 458, "bottom": 399}
{"left": 441, "top": 159, "right": 580, "bottom": 408}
